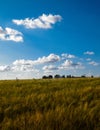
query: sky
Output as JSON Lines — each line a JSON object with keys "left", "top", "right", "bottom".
{"left": 0, "top": 0, "right": 100, "bottom": 79}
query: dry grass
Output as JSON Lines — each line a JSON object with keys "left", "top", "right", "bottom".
{"left": 0, "top": 78, "right": 100, "bottom": 130}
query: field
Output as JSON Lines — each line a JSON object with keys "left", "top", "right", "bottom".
{"left": 0, "top": 78, "right": 100, "bottom": 130}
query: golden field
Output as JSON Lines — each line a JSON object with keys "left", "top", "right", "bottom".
{"left": 0, "top": 78, "right": 100, "bottom": 130}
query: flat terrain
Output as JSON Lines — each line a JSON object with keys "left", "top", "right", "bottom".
{"left": 0, "top": 78, "right": 100, "bottom": 130}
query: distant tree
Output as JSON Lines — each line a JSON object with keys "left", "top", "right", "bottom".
{"left": 42, "top": 75, "right": 53, "bottom": 79}
{"left": 54, "top": 74, "right": 61, "bottom": 78}
{"left": 81, "top": 75, "right": 86, "bottom": 78}
{"left": 67, "top": 75, "right": 71, "bottom": 78}
{"left": 42, "top": 75, "right": 48, "bottom": 79}
{"left": 91, "top": 75, "right": 94, "bottom": 78}
{"left": 62, "top": 75, "right": 65, "bottom": 78}
{"left": 48, "top": 75, "right": 53, "bottom": 79}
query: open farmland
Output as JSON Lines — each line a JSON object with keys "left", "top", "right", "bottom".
{"left": 0, "top": 78, "right": 100, "bottom": 130}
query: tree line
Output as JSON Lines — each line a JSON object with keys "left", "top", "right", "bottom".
{"left": 42, "top": 74, "right": 94, "bottom": 79}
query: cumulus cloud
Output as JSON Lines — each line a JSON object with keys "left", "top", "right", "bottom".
{"left": 1, "top": 53, "right": 99, "bottom": 79}
{"left": 0, "top": 64, "right": 38, "bottom": 72}
{"left": 84, "top": 51, "right": 95, "bottom": 55}
{"left": 0, "top": 53, "right": 59, "bottom": 73}
{"left": 43, "top": 65, "right": 58, "bottom": 71}
{"left": 0, "top": 26, "right": 23, "bottom": 42}
{"left": 88, "top": 61, "right": 99, "bottom": 66}
{"left": 62, "top": 60, "right": 73, "bottom": 67}
{"left": 0, "top": 65, "right": 11, "bottom": 72}
{"left": 61, "top": 53, "right": 76, "bottom": 59}
{"left": 11, "top": 53, "right": 60, "bottom": 73}
{"left": 42, "top": 65, "right": 59, "bottom": 75}
{"left": 13, "top": 59, "right": 34, "bottom": 66}
{"left": 12, "top": 64, "right": 39, "bottom": 72}
{"left": 13, "top": 54, "right": 60, "bottom": 66}
{"left": 60, "top": 60, "right": 83, "bottom": 70}
{"left": 34, "top": 53, "right": 60, "bottom": 64}
{"left": 13, "top": 14, "right": 62, "bottom": 29}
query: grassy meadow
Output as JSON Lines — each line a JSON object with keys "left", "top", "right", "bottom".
{"left": 0, "top": 78, "right": 100, "bottom": 130}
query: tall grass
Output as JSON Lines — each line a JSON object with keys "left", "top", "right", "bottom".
{"left": 0, "top": 78, "right": 100, "bottom": 130}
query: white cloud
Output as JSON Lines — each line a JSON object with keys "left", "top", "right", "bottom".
{"left": 12, "top": 64, "right": 39, "bottom": 72}
{"left": 11, "top": 53, "right": 60, "bottom": 74}
{"left": 61, "top": 53, "right": 76, "bottom": 59}
{"left": 0, "top": 26, "right": 23, "bottom": 42}
{"left": 0, "top": 53, "right": 60, "bottom": 76}
{"left": 13, "top": 54, "right": 60, "bottom": 66}
{"left": 84, "top": 51, "right": 95, "bottom": 55}
{"left": 13, "top": 59, "right": 34, "bottom": 66}
{"left": 0, "top": 64, "right": 38, "bottom": 72}
{"left": 62, "top": 60, "right": 73, "bottom": 67}
{"left": 43, "top": 65, "right": 58, "bottom": 71}
{"left": 13, "top": 14, "right": 62, "bottom": 29}
{"left": 0, "top": 65, "right": 11, "bottom": 72}
{"left": 42, "top": 65, "right": 59, "bottom": 74}
{"left": 88, "top": 61, "right": 99, "bottom": 66}
{"left": 60, "top": 60, "right": 84, "bottom": 70}
{"left": 0, "top": 53, "right": 99, "bottom": 79}
{"left": 34, "top": 53, "right": 60, "bottom": 64}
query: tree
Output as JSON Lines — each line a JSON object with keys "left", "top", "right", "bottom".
{"left": 54, "top": 74, "right": 61, "bottom": 78}
{"left": 67, "top": 75, "right": 71, "bottom": 78}
{"left": 42, "top": 75, "right": 53, "bottom": 79}
{"left": 91, "top": 75, "right": 94, "bottom": 78}
{"left": 62, "top": 75, "right": 65, "bottom": 78}
{"left": 48, "top": 75, "right": 53, "bottom": 79}
{"left": 81, "top": 75, "right": 86, "bottom": 78}
{"left": 42, "top": 75, "right": 48, "bottom": 79}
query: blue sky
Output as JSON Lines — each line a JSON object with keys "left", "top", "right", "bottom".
{"left": 0, "top": 0, "right": 100, "bottom": 79}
